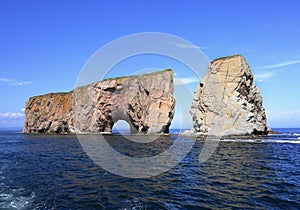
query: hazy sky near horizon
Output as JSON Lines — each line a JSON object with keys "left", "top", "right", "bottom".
{"left": 0, "top": 0, "right": 300, "bottom": 128}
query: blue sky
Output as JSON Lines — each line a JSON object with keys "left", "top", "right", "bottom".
{"left": 0, "top": 0, "right": 300, "bottom": 128}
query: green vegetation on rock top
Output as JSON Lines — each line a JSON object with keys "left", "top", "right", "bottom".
{"left": 101, "top": 69, "right": 173, "bottom": 82}
{"left": 29, "top": 69, "right": 173, "bottom": 99}
{"left": 29, "top": 91, "right": 73, "bottom": 100}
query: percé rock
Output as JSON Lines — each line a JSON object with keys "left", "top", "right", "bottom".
{"left": 190, "top": 54, "right": 268, "bottom": 136}
{"left": 23, "top": 70, "right": 175, "bottom": 134}
{"left": 72, "top": 70, "right": 175, "bottom": 134}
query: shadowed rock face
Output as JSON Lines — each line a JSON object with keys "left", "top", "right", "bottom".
{"left": 24, "top": 70, "right": 175, "bottom": 134}
{"left": 190, "top": 55, "right": 268, "bottom": 136}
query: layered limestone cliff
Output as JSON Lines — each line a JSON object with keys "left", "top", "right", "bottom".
{"left": 190, "top": 55, "right": 268, "bottom": 136}
{"left": 73, "top": 70, "right": 175, "bottom": 134}
{"left": 23, "top": 92, "right": 73, "bottom": 134}
{"left": 24, "top": 70, "right": 175, "bottom": 134}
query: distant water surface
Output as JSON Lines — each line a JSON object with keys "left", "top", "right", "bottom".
{"left": 0, "top": 128, "right": 300, "bottom": 209}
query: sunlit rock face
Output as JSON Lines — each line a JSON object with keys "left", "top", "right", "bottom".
{"left": 72, "top": 70, "right": 175, "bottom": 134}
{"left": 23, "top": 92, "right": 73, "bottom": 134}
{"left": 24, "top": 70, "right": 175, "bottom": 134}
{"left": 190, "top": 55, "right": 268, "bottom": 136}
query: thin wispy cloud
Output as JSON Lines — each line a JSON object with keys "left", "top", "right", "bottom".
{"left": 0, "top": 112, "right": 25, "bottom": 118}
{"left": 174, "top": 77, "right": 199, "bottom": 85}
{"left": 169, "top": 42, "right": 208, "bottom": 50}
{"left": 0, "top": 77, "right": 32, "bottom": 86}
{"left": 254, "top": 72, "right": 274, "bottom": 82}
{"left": 261, "top": 59, "right": 300, "bottom": 69}
{"left": 0, "top": 108, "right": 25, "bottom": 119}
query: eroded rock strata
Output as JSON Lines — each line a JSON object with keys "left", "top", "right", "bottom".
{"left": 23, "top": 92, "right": 73, "bottom": 134}
{"left": 23, "top": 70, "right": 175, "bottom": 134}
{"left": 190, "top": 55, "right": 268, "bottom": 136}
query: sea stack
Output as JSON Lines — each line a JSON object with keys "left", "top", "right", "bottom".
{"left": 190, "top": 54, "right": 268, "bottom": 136}
{"left": 23, "top": 69, "right": 175, "bottom": 134}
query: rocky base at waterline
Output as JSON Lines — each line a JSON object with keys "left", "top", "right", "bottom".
{"left": 23, "top": 70, "right": 175, "bottom": 134}
{"left": 190, "top": 54, "right": 269, "bottom": 137}
{"left": 180, "top": 130, "right": 269, "bottom": 139}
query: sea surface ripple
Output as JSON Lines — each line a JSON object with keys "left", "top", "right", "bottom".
{"left": 0, "top": 128, "right": 299, "bottom": 209}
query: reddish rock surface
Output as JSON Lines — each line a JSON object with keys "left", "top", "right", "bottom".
{"left": 23, "top": 92, "right": 73, "bottom": 134}
{"left": 24, "top": 70, "right": 175, "bottom": 134}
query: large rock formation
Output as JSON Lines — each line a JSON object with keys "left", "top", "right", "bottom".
{"left": 190, "top": 55, "right": 268, "bottom": 136}
{"left": 23, "top": 70, "right": 175, "bottom": 134}
{"left": 72, "top": 70, "right": 175, "bottom": 134}
{"left": 23, "top": 92, "right": 73, "bottom": 134}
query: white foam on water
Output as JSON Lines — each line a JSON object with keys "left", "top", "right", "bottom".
{"left": 272, "top": 132, "right": 300, "bottom": 137}
{"left": 0, "top": 164, "right": 36, "bottom": 209}
{"left": 0, "top": 191, "right": 35, "bottom": 209}
{"left": 268, "top": 139, "right": 300, "bottom": 144}
{"left": 0, "top": 172, "right": 35, "bottom": 210}
{"left": 220, "top": 139, "right": 300, "bottom": 144}
{"left": 123, "top": 197, "right": 144, "bottom": 210}
{"left": 220, "top": 139, "right": 260, "bottom": 143}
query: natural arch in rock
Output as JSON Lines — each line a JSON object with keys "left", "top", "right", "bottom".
{"left": 24, "top": 70, "right": 175, "bottom": 134}
{"left": 112, "top": 120, "right": 131, "bottom": 133}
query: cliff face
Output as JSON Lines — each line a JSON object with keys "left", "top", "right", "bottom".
{"left": 24, "top": 70, "right": 175, "bottom": 134}
{"left": 73, "top": 70, "right": 175, "bottom": 134}
{"left": 190, "top": 55, "right": 268, "bottom": 136}
{"left": 23, "top": 92, "right": 73, "bottom": 134}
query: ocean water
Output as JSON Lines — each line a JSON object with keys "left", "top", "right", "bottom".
{"left": 0, "top": 128, "right": 300, "bottom": 209}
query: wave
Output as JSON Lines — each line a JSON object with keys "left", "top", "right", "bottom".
{"left": 0, "top": 192, "right": 35, "bottom": 209}
{"left": 275, "top": 132, "right": 300, "bottom": 136}
{"left": 0, "top": 167, "right": 35, "bottom": 209}
{"left": 267, "top": 139, "right": 300, "bottom": 144}
{"left": 221, "top": 139, "right": 300, "bottom": 144}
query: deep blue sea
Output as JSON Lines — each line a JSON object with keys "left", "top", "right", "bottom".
{"left": 0, "top": 128, "right": 300, "bottom": 209}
